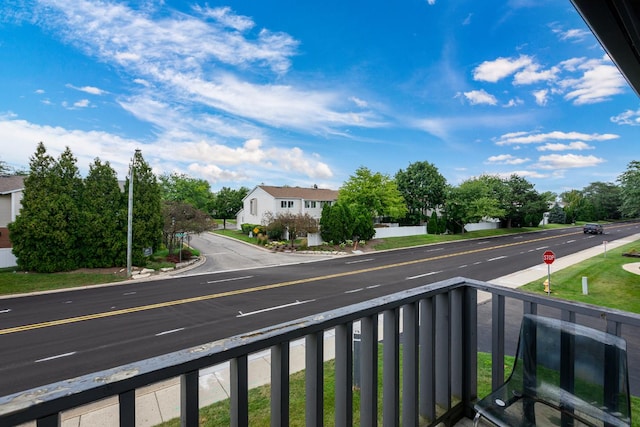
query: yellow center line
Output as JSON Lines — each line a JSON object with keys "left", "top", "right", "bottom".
{"left": 0, "top": 231, "right": 578, "bottom": 335}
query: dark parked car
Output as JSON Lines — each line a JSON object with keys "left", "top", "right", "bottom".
{"left": 583, "top": 223, "right": 603, "bottom": 234}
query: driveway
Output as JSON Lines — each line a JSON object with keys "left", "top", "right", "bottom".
{"left": 177, "top": 231, "right": 339, "bottom": 274}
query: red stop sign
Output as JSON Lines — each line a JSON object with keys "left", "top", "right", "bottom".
{"left": 543, "top": 250, "right": 555, "bottom": 265}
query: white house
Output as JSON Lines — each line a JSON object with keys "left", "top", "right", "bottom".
{"left": 236, "top": 185, "right": 339, "bottom": 229}
{"left": 0, "top": 175, "right": 25, "bottom": 268}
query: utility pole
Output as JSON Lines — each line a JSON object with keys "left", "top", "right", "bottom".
{"left": 126, "top": 149, "right": 140, "bottom": 278}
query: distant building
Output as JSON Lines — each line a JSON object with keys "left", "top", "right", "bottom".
{"left": 236, "top": 185, "right": 339, "bottom": 229}
{"left": 0, "top": 176, "right": 25, "bottom": 268}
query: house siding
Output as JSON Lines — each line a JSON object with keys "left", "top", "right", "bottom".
{"left": 0, "top": 176, "right": 25, "bottom": 268}
{"left": 236, "top": 185, "right": 338, "bottom": 230}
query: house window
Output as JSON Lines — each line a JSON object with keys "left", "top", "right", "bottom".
{"left": 320, "top": 201, "right": 333, "bottom": 207}
{"left": 250, "top": 198, "right": 257, "bottom": 215}
{"left": 305, "top": 201, "right": 317, "bottom": 208}
{"left": 281, "top": 200, "right": 294, "bottom": 208}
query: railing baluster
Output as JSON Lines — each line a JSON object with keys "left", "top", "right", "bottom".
{"left": 119, "top": 389, "right": 135, "bottom": 427}
{"left": 402, "top": 302, "right": 419, "bottom": 427}
{"left": 335, "top": 323, "right": 353, "bottom": 427}
{"left": 491, "top": 293, "right": 505, "bottom": 390}
{"left": 360, "top": 315, "right": 378, "bottom": 426}
{"left": 435, "top": 292, "right": 451, "bottom": 410}
{"left": 462, "top": 286, "right": 478, "bottom": 419}
{"left": 305, "top": 331, "right": 324, "bottom": 427}
{"left": 383, "top": 308, "right": 400, "bottom": 426}
{"left": 271, "top": 342, "right": 290, "bottom": 427}
{"left": 180, "top": 371, "right": 198, "bottom": 427}
{"left": 231, "top": 355, "right": 249, "bottom": 427}
{"left": 419, "top": 297, "right": 435, "bottom": 422}
{"left": 523, "top": 300, "right": 537, "bottom": 315}
{"left": 451, "top": 288, "right": 463, "bottom": 399}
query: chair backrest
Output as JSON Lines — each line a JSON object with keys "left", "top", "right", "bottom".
{"left": 509, "top": 314, "right": 631, "bottom": 425}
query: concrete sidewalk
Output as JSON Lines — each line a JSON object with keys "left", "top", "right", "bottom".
{"left": 23, "top": 233, "right": 640, "bottom": 426}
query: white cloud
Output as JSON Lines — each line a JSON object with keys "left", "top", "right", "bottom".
{"left": 473, "top": 55, "right": 533, "bottom": 83}
{"left": 462, "top": 89, "right": 497, "bottom": 105}
{"left": 486, "top": 154, "right": 529, "bottom": 165}
{"left": 472, "top": 54, "right": 626, "bottom": 105}
{"left": 503, "top": 98, "right": 524, "bottom": 108}
{"left": 560, "top": 56, "right": 627, "bottom": 105}
{"left": 495, "top": 130, "right": 618, "bottom": 145}
{"left": 494, "top": 170, "right": 548, "bottom": 179}
{"left": 532, "top": 89, "right": 548, "bottom": 106}
{"left": 513, "top": 64, "right": 558, "bottom": 85}
{"left": 73, "top": 99, "right": 90, "bottom": 108}
{"left": 194, "top": 6, "right": 255, "bottom": 32}
{"left": 559, "top": 28, "right": 590, "bottom": 42}
{"left": 66, "top": 84, "right": 106, "bottom": 95}
{"left": 537, "top": 141, "right": 594, "bottom": 151}
{"left": 349, "top": 96, "right": 368, "bottom": 108}
{"left": 536, "top": 154, "right": 604, "bottom": 169}
{"left": 611, "top": 109, "right": 640, "bottom": 126}
{"left": 29, "top": 1, "right": 383, "bottom": 135}
{"left": 0, "top": 116, "right": 333, "bottom": 183}
{"left": 37, "top": 0, "right": 298, "bottom": 74}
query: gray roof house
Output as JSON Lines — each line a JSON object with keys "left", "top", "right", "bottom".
{"left": 235, "top": 185, "right": 338, "bottom": 229}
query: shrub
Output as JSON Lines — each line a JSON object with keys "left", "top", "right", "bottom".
{"left": 180, "top": 248, "right": 192, "bottom": 260}
{"left": 298, "top": 238, "right": 308, "bottom": 250}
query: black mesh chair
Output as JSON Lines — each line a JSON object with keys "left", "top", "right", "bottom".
{"left": 474, "top": 314, "right": 631, "bottom": 427}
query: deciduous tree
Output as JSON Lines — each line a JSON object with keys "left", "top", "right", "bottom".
{"left": 159, "top": 173, "right": 215, "bottom": 213}
{"left": 339, "top": 166, "right": 407, "bottom": 221}
{"left": 162, "top": 201, "right": 214, "bottom": 253}
{"left": 619, "top": 161, "right": 640, "bottom": 218}
{"left": 395, "top": 161, "right": 447, "bottom": 225}
{"left": 212, "top": 186, "right": 249, "bottom": 228}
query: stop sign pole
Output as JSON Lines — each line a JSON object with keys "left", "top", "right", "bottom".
{"left": 543, "top": 250, "right": 555, "bottom": 295}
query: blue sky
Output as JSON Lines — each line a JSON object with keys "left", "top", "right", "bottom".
{"left": 1, "top": 0, "right": 638, "bottom": 195}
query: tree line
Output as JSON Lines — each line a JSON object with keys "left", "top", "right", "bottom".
{"left": 7, "top": 143, "right": 640, "bottom": 271}
{"left": 316, "top": 160, "right": 640, "bottom": 244}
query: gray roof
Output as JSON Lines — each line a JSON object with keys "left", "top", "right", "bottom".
{"left": 0, "top": 175, "right": 25, "bottom": 195}
{"left": 258, "top": 185, "right": 338, "bottom": 201}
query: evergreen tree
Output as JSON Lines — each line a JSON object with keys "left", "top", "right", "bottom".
{"left": 548, "top": 203, "right": 567, "bottom": 224}
{"left": 54, "top": 147, "right": 84, "bottom": 270}
{"left": 81, "top": 159, "right": 126, "bottom": 267}
{"left": 320, "top": 201, "right": 352, "bottom": 244}
{"left": 126, "top": 150, "right": 163, "bottom": 266}
{"left": 9, "top": 143, "right": 82, "bottom": 272}
{"left": 427, "top": 211, "right": 438, "bottom": 234}
{"left": 9, "top": 143, "right": 55, "bottom": 271}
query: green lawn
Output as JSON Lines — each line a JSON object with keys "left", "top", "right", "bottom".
{"left": 0, "top": 248, "right": 200, "bottom": 295}
{"left": 519, "top": 240, "right": 640, "bottom": 313}
{"left": 371, "top": 226, "right": 549, "bottom": 250}
{"left": 0, "top": 269, "right": 127, "bottom": 295}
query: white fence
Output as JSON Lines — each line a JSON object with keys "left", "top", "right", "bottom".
{"left": 373, "top": 225, "right": 427, "bottom": 239}
{"left": 0, "top": 248, "right": 17, "bottom": 269}
{"left": 463, "top": 221, "right": 500, "bottom": 232}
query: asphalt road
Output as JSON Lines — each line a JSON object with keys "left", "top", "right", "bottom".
{"left": 0, "top": 223, "right": 639, "bottom": 396}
